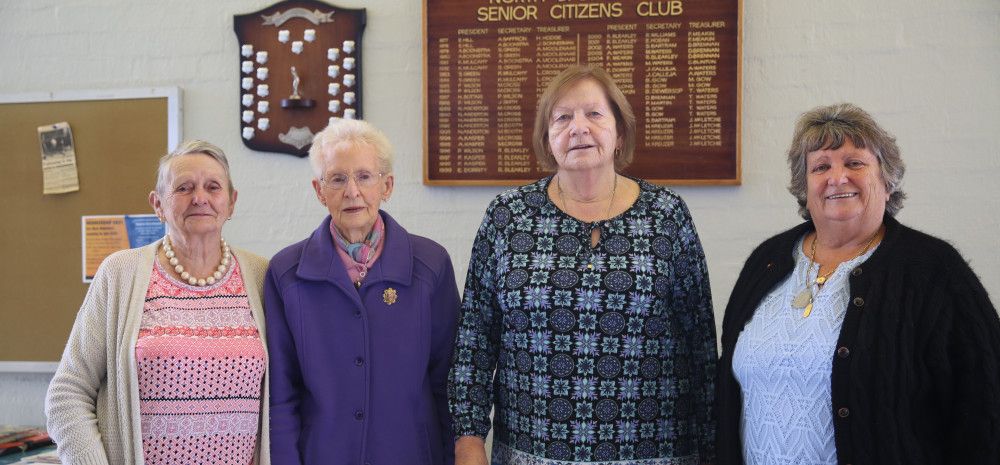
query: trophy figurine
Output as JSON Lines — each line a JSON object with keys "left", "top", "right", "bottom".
{"left": 281, "top": 66, "right": 315, "bottom": 109}
{"left": 290, "top": 66, "right": 301, "bottom": 99}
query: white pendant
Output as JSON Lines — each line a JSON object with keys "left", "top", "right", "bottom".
{"left": 792, "top": 287, "right": 812, "bottom": 309}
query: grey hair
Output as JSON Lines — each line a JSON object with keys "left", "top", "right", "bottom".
{"left": 308, "top": 118, "right": 394, "bottom": 179}
{"left": 787, "top": 103, "right": 906, "bottom": 220}
{"left": 155, "top": 140, "right": 234, "bottom": 196}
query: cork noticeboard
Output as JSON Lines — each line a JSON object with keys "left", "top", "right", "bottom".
{"left": 423, "top": 0, "right": 742, "bottom": 185}
{"left": 0, "top": 88, "right": 181, "bottom": 364}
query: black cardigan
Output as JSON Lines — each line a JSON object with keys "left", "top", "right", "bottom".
{"left": 716, "top": 215, "right": 1000, "bottom": 465}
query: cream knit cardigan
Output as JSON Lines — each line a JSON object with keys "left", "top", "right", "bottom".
{"left": 45, "top": 240, "right": 271, "bottom": 465}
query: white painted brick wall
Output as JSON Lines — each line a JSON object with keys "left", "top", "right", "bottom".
{"left": 1, "top": 0, "right": 997, "bottom": 428}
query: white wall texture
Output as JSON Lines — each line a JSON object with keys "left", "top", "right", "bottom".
{"left": 1, "top": 0, "right": 997, "bottom": 428}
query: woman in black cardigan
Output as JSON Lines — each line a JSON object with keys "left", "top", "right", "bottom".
{"left": 716, "top": 103, "right": 1000, "bottom": 465}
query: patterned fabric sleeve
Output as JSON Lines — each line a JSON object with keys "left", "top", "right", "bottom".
{"left": 449, "top": 198, "right": 505, "bottom": 439}
{"left": 669, "top": 197, "right": 718, "bottom": 462}
{"left": 653, "top": 190, "right": 718, "bottom": 463}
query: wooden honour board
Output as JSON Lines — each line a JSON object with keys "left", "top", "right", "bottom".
{"left": 234, "top": 0, "right": 367, "bottom": 156}
{"left": 0, "top": 90, "right": 177, "bottom": 363}
{"left": 424, "top": 0, "right": 741, "bottom": 185}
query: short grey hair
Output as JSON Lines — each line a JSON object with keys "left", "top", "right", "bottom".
{"left": 155, "top": 140, "right": 234, "bottom": 196}
{"left": 308, "top": 118, "right": 394, "bottom": 179}
{"left": 787, "top": 103, "right": 906, "bottom": 220}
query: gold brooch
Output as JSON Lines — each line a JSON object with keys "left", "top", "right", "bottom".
{"left": 383, "top": 287, "right": 397, "bottom": 305}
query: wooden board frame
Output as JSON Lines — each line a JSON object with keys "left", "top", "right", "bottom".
{"left": 422, "top": 0, "right": 743, "bottom": 186}
{"left": 0, "top": 88, "right": 181, "bottom": 148}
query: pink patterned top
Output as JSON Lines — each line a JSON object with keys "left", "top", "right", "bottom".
{"left": 136, "top": 257, "right": 265, "bottom": 465}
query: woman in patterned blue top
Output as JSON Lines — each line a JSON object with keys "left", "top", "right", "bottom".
{"left": 448, "top": 64, "right": 717, "bottom": 465}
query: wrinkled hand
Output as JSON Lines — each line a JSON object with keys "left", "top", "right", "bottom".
{"left": 455, "top": 436, "right": 488, "bottom": 465}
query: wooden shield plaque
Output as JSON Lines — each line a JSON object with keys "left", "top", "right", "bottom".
{"left": 424, "top": 0, "right": 741, "bottom": 185}
{"left": 235, "top": 0, "right": 366, "bottom": 157}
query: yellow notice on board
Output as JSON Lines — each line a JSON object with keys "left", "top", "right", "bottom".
{"left": 83, "top": 216, "right": 130, "bottom": 281}
{"left": 82, "top": 214, "right": 165, "bottom": 282}
{"left": 37, "top": 122, "right": 81, "bottom": 194}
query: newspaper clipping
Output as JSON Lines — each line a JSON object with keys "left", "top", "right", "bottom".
{"left": 37, "top": 122, "right": 80, "bottom": 194}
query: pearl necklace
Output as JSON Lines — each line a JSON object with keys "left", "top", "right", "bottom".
{"left": 162, "top": 235, "right": 231, "bottom": 286}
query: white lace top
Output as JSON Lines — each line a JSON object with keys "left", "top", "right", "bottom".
{"left": 732, "top": 236, "right": 878, "bottom": 465}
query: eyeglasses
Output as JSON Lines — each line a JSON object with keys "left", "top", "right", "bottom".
{"left": 320, "top": 170, "right": 384, "bottom": 190}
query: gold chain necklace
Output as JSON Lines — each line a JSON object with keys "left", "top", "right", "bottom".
{"left": 556, "top": 173, "right": 618, "bottom": 222}
{"left": 791, "top": 227, "right": 881, "bottom": 317}
{"left": 809, "top": 238, "right": 839, "bottom": 287}
{"left": 556, "top": 174, "right": 618, "bottom": 272}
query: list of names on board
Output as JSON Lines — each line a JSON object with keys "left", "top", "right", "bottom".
{"left": 426, "top": 0, "right": 740, "bottom": 184}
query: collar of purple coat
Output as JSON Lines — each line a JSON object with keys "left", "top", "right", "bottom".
{"left": 295, "top": 210, "right": 414, "bottom": 292}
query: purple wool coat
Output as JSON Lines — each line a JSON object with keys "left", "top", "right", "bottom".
{"left": 265, "top": 212, "right": 459, "bottom": 465}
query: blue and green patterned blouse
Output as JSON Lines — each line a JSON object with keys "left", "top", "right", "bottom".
{"left": 448, "top": 176, "right": 717, "bottom": 464}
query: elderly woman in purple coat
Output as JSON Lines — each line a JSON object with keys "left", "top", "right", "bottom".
{"left": 264, "top": 118, "right": 460, "bottom": 465}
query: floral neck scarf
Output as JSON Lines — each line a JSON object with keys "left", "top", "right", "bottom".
{"left": 330, "top": 214, "right": 384, "bottom": 267}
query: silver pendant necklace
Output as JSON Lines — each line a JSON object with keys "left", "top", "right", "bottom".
{"left": 353, "top": 246, "right": 377, "bottom": 288}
